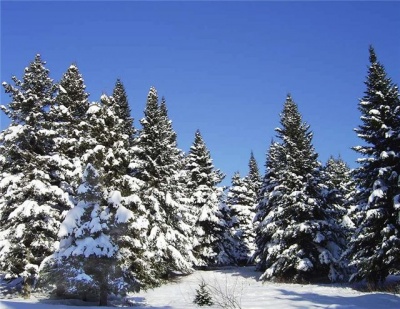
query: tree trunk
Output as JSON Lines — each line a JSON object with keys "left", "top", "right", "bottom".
{"left": 99, "top": 282, "right": 108, "bottom": 306}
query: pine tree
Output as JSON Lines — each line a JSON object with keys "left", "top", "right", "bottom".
{"left": 193, "top": 280, "right": 214, "bottom": 306}
{"left": 48, "top": 63, "right": 91, "bottom": 200}
{"left": 226, "top": 153, "right": 261, "bottom": 265}
{"left": 253, "top": 95, "right": 346, "bottom": 282}
{"left": 252, "top": 140, "right": 284, "bottom": 269}
{"left": 348, "top": 47, "right": 400, "bottom": 287}
{"left": 185, "top": 130, "right": 230, "bottom": 266}
{"left": 112, "top": 79, "right": 136, "bottom": 142}
{"left": 83, "top": 94, "right": 134, "bottom": 191}
{"left": 248, "top": 151, "right": 262, "bottom": 202}
{"left": 40, "top": 164, "right": 158, "bottom": 305}
{"left": 322, "top": 156, "right": 355, "bottom": 231}
{"left": 0, "top": 55, "right": 71, "bottom": 294}
{"left": 135, "top": 87, "right": 194, "bottom": 277}
{"left": 226, "top": 172, "right": 256, "bottom": 264}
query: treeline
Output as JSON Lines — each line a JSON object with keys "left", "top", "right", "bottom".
{"left": 0, "top": 46, "right": 399, "bottom": 305}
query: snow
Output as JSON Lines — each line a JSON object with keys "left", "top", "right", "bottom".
{"left": 86, "top": 104, "right": 101, "bottom": 114}
{"left": 297, "top": 258, "right": 313, "bottom": 271}
{"left": 1, "top": 267, "right": 399, "bottom": 309}
{"left": 115, "top": 204, "right": 133, "bottom": 223}
{"left": 58, "top": 85, "right": 67, "bottom": 94}
{"left": 369, "top": 109, "right": 380, "bottom": 116}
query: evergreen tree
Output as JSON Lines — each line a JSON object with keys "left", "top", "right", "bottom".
{"left": 48, "top": 64, "right": 91, "bottom": 199}
{"left": 185, "top": 130, "right": 230, "bottom": 266}
{"left": 135, "top": 87, "right": 194, "bottom": 277}
{"left": 83, "top": 94, "right": 135, "bottom": 192}
{"left": 0, "top": 55, "right": 71, "bottom": 294}
{"left": 226, "top": 172, "right": 257, "bottom": 264}
{"left": 252, "top": 141, "right": 284, "bottom": 269}
{"left": 193, "top": 280, "right": 214, "bottom": 306}
{"left": 40, "top": 164, "right": 156, "bottom": 305}
{"left": 248, "top": 151, "right": 262, "bottom": 202}
{"left": 226, "top": 153, "right": 261, "bottom": 264}
{"left": 348, "top": 47, "right": 400, "bottom": 286}
{"left": 322, "top": 156, "right": 355, "bottom": 231}
{"left": 112, "top": 79, "right": 136, "bottom": 142}
{"left": 253, "top": 95, "right": 346, "bottom": 282}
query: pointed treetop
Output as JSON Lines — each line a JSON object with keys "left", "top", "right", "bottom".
{"left": 248, "top": 151, "right": 261, "bottom": 184}
{"left": 148, "top": 86, "right": 158, "bottom": 102}
{"left": 369, "top": 45, "right": 377, "bottom": 64}
{"left": 160, "top": 96, "right": 168, "bottom": 116}
{"left": 277, "top": 94, "right": 307, "bottom": 140}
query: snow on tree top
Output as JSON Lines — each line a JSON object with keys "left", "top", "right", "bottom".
{"left": 108, "top": 190, "right": 122, "bottom": 207}
{"left": 115, "top": 205, "right": 134, "bottom": 224}
{"left": 69, "top": 234, "right": 116, "bottom": 258}
{"left": 82, "top": 163, "right": 99, "bottom": 178}
{"left": 58, "top": 206, "right": 85, "bottom": 238}
{"left": 297, "top": 258, "right": 313, "bottom": 271}
{"left": 59, "top": 85, "right": 67, "bottom": 94}
{"left": 369, "top": 109, "right": 380, "bottom": 116}
{"left": 87, "top": 104, "right": 101, "bottom": 114}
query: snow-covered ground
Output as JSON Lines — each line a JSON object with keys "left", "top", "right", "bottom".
{"left": 1, "top": 267, "right": 400, "bottom": 309}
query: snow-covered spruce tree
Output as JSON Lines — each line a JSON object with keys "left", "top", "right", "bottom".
{"left": 41, "top": 164, "right": 153, "bottom": 306}
{"left": 226, "top": 154, "right": 260, "bottom": 265}
{"left": 253, "top": 95, "right": 347, "bottom": 283}
{"left": 41, "top": 88, "right": 159, "bottom": 300}
{"left": 322, "top": 157, "right": 355, "bottom": 233}
{"left": 134, "top": 87, "right": 194, "bottom": 278}
{"left": 0, "top": 55, "right": 72, "bottom": 295}
{"left": 48, "top": 63, "right": 91, "bottom": 200}
{"left": 193, "top": 280, "right": 214, "bottom": 306}
{"left": 248, "top": 151, "right": 262, "bottom": 203}
{"left": 185, "top": 130, "right": 231, "bottom": 266}
{"left": 112, "top": 79, "right": 136, "bottom": 143}
{"left": 82, "top": 94, "right": 135, "bottom": 191}
{"left": 252, "top": 140, "right": 284, "bottom": 270}
{"left": 347, "top": 47, "right": 400, "bottom": 287}
{"left": 226, "top": 172, "right": 254, "bottom": 264}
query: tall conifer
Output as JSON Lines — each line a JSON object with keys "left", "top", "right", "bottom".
{"left": 254, "top": 96, "right": 346, "bottom": 282}
{"left": 348, "top": 47, "right": 400, "bottom": 286}
{"left": 0, "top": 55, "right": 71, "bottom": 293}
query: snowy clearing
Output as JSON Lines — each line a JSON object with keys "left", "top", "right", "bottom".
{"left": 1, "top": 267, "right": 400, "bottom": 309}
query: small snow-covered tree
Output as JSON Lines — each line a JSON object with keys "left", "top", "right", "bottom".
{"left": 185, "top": 130, "right": 231, "bottom": 266}
{"left": 253, "top": 95, "right": 347, "bottom": 282}
{"left": 40, "top": 164, "right": 157, "bottom": 305}
{"left": 193, "top": 280, "right": 214, "bottom": 306}
{"left": 347, "top": 47, "right": 400, "bottom": 287}
{"left": 0, "top": 55, "right": 72, "bottom": 294}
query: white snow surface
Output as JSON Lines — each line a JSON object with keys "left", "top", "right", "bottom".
{"left": 1, "top": 267, "right": 399, "bottom": 308}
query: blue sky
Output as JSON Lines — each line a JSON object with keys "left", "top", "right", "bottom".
{"left": 1, "top": 1, "right": 399, "bottom": 185}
